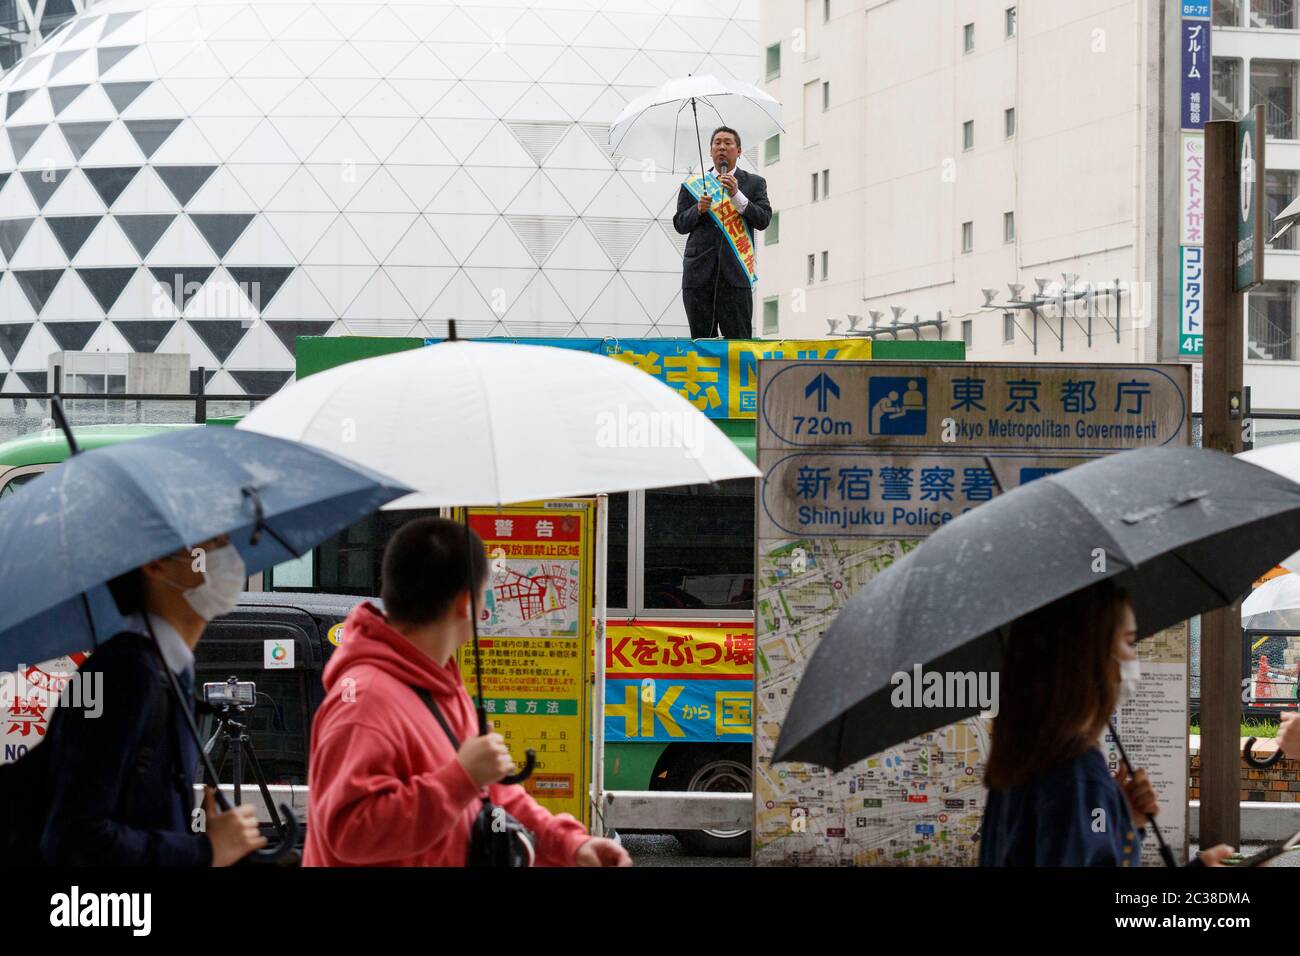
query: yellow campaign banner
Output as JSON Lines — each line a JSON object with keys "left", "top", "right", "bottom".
{"left": 725, "top": 339, "right": 873, "bottom": 418}
{"left": 444, "top": 338, "right": 875, "bottom": 420}
{"left": 604, "top": 621, "right": 754, "bottom": 743}
{"left": 458, "top": 502, "right": 593, "bottom": 824}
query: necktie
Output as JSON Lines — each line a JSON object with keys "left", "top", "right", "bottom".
{"left": 175, "top": 668, "right": 200, "bottom": 788}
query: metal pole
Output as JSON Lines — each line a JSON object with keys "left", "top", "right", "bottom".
{"left": 195, "top": 365, "right": 206, "bottom": 424}
{"left": 1200, "top": 117, "right": 1246, "bottom": 850}
{"left": 591, "top": 493, "right": 608, "bottom": 836}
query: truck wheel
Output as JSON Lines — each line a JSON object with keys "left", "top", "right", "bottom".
{"left": 661, "top": 747, "right": 752, "bottom": 857}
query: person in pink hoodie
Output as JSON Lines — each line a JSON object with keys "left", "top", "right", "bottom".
{"left": 304, "top": 516, "right": 631, "bottom": 868}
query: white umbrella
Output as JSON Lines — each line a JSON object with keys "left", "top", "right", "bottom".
{"left": 1243, "top": 573, "right": 1300, "bottom": 619}
{"left": 1272, "top": 193, "right": 1300, "bottom": 243}
{"left": 1240, "top": 441, "right": 1300, "bottom": 571}
{"left": 237, "top": 338, "right": 759, "bottom": 508}
{"left": 238, "top": 336, "right": 760, "bottom": 809}
{"left": 608, "top": 74, "right": 784, "bottom": 174}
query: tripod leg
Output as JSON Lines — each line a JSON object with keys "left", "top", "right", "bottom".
{"left": 231, "top": 728, "right": 244, "bottom": 807}
{"left": 208, "top": 723, "right": 230, "bottom": 785}
{"left": 241, "top": 737, "right": 286, "bottom": 834}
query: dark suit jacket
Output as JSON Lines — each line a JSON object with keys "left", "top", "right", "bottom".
{"left": 673, "top": 168, "right": 772, "bottom": 289}
{"left": 40, "top": 631, "right": 212, "bottom": 867}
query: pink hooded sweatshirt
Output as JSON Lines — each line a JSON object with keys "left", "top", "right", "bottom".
{"left": 303, "top": 601, "right": 590, "bottom": 867}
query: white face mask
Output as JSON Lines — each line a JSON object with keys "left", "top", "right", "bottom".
{"left": 167, "top": 544, "right": 246, "bottom": 622}
{"left": 1116, "top": 657, "right": 1142, "bottom": 708}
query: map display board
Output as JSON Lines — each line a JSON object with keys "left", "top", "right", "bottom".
{"left": 459, "top": 502, "right": 593, "bottom": 823}
{"left": 755, "top": 361, "right": 1192, "bottom": 866}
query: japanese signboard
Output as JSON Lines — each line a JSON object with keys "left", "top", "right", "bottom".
{"left": 604, "top": 621, "right": 754, "bottom": 743}
{"left": 458, "top": 502, "right": 593, "bottom": 822}
{"left": 298, "top": 336, "right": 963, "bottom": 421}
{"left": 1, "top": 654, "right": 85, "bottom": 763}
{"left": 759, "top": 362, "right": 1188, "bottom": 452}
{"left": 426, "top": 336, "right": 876, "bottom": 419}
{"left": 1179, "top": 130, "right": 1206, "bottom": 357}
{"left": 1181, "top": 132, "right": 1206, "bottom": 247}
{"left": 1237, "top": 105, "right": 1266, "bottom": 293}
{"left": 754, "top": 360, "right": 1192, "bottom": 866}
{"left": 1180, "top": 246, "right": 1205, "bottom": 357}
{"left": 1180, "top": 20, "right": 1210, "bottom": 130}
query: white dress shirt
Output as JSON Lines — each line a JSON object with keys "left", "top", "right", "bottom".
{"left": 708, "top": 166, "right": 749, "bottom": 213}
{"left": 132, "top": 611, "right": 195, "bottom": 678}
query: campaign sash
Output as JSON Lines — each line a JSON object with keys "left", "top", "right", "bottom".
{"left": 683, "top": 173, "right": 758, "bottom": 289}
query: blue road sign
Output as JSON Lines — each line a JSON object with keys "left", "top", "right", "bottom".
{"left": 805, "top": 372, "right": 840, "bottom": 413}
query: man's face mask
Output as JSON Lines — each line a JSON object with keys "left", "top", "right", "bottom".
{"left": 162, "top": 543, "right": 246, "bottom": 622}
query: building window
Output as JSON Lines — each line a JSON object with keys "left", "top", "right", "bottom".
{"left": 1213, "top": 0, "right": 1242, "bottom": 26}
{"left": 822, "top": 169, "right": 830, "bottom": 198}
{"left": 1249, "top": 0, "right": 1296, "bottom": 29}
{"left": 1003, "top": 211, "right": 1015, "bottom": 242}
{"left": 807, "top": 254, "right": 816, "bottom": 284}
{"left": 811, "top": 172, "right": 819, "bottom": 202}
{"left": 1005, "top": 107, "right": 1016, "bottom": 138}
{"left": 961, "top": 221, "right": 973, "bottom": 253}
{"left": 823, "top": 81, "right": 830, "bottom": 111}
{"left": 1266, "top": 170, "right": 1297, "bottom": 251}
{"left": 963, "top": 22, "right": 975, "bottom": 53}
{"left": 766, "top": 211, "right": 780, "bottom": 245}
{"left": 1213, "top": 57, "right": 1242, "bottom": 121}
{"left": 1005, "top": 6, "right": 1017, "bottom": 37}
{"left": 1250, "top": 60, "right": 1297, "bottom": 139}
{"left": 962, "top": 319, "right": 973, "bottom": 348}
{"left": 766, "top": 42, "right": 781, "bottom": 81}
{"left": 1003, "top": 312, "right": 1015, "bottom": 342}
{"left": 764, "top": 134, "right": 781, "bottom": 165}
{"left": 820, "top": 250, "right": 829, "bottom": 280}
{"left": 643, "top": 481, "right": 755, "bottom": 611}
{"left": 1247, "top": 282, "right": 1296, "bottom": 360}
{"left": 763, "top": 296, "right": 780, "bottom": 335}
{"left": 963, "top": 120, "right": 974, "bottom": 150}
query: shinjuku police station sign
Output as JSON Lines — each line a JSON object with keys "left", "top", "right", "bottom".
{"left": 758, "top": 362, "right": 1191, "bottom": 539}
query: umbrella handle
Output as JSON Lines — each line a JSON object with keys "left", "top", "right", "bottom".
{"left": 500, "top": 749, "right": 537, "bottom": 786}
{"left": 243, "top": 804, "right": 301, "bottom": 865}
{"left": 1243, "top": 736, "right": 1285, "bottom": 768}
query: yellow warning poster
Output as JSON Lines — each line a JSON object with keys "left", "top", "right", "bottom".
{"left": 458, "top": 501, "right": 593, "bottom": 824}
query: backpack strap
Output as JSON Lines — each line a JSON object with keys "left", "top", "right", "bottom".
{"left": 409, "top": 686, "right": 462, "bottom": 750}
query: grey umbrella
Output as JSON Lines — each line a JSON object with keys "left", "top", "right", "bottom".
{"left": 773, "top": 446, "right": 1300, "bottom": 769}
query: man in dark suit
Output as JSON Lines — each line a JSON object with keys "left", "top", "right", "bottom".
{"left": 673, "top": 126, "right": 772, "bottom": 339}
{"left": 39, "top": 534, "right": 266, "bottom": 866}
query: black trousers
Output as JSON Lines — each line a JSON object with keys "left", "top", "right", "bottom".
{"left": 682, "top": 282, "right": 753, "bottom": 339}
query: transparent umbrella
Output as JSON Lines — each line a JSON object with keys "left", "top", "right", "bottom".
{"left": 608, "top": 74, "right": 783, "bottom": 174}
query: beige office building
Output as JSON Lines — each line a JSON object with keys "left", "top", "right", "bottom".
{"left": 756, "top": 0, "right": 1300, "bottom": 413}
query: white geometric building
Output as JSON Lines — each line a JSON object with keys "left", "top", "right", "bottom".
{"left": 0, "top": 0, "right": 760, "bottom": 397}
{"left": 1, "top": 1, "right": 88, "bottom": 73}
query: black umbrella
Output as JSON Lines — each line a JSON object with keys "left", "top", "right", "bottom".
{"left": 772, "top": 446, "right": 1300, "bottom": 861}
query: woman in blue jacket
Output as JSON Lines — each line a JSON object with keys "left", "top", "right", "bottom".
{"left": 979, "top": 581, "right": 1232, "bottom": 867}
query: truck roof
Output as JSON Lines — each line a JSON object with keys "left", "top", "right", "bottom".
{"left": 0, "top": 423, "right": 197, "bottom": 468}
{"left": 236, "top": 591, "right": 375, "bottom": 616}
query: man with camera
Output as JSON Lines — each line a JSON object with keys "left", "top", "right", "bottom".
{"left": 303, "top": 517, "right": 631, "bottom": 867}
{"left": 39, "top": 534, "right": 267, "bottom": 866}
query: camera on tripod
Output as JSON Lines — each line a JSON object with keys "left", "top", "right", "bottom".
{"left": 203, "top": 676, "right": 257, "bottom": 709}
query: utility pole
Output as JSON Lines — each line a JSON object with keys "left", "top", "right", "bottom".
{"left": 1199, "top": 105, "right": 1262, "bottom": 849}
